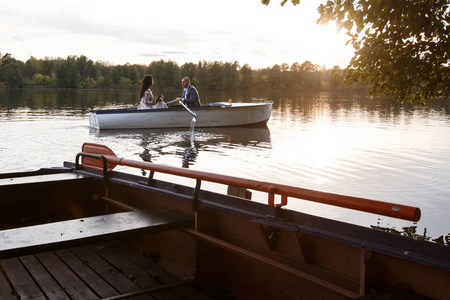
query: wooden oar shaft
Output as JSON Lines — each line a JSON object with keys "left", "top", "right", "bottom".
{"left": 103, "top": 155, "right": 420, "bottom": 222}
{"left": 179, "top": 101, "right": 197, "bottom": 119}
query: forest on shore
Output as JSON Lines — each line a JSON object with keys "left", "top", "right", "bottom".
{"left": 0, "top": 53, "right": 365, "bottom": 92}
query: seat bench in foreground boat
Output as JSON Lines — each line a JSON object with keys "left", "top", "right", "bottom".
{"left": 0, "top": 208, "right": 194, "bottom": 259}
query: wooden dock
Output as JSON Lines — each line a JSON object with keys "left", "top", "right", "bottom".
{"left": 0, "top": 242, "right": 210, "bottom": 300}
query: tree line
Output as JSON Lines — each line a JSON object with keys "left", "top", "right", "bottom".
{"left": 0, "top": 53, "right": 363, "bottom": 92}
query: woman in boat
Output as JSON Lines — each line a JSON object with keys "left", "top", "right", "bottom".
{"left": 138, "top": 75, "right": 168, "bottom": 110}
{"left": 175, "top": 77, "right": 201, "bottom": 108}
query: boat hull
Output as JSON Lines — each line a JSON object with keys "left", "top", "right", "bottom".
{"left": 89, "top": 101, "right": 273, "bottom": 130}
{"left": 1, "top": 144, "right": 449, "bottom": 299}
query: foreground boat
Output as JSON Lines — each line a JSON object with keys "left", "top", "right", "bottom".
{"left": 0, "top": 143, "right": 448, "bottom": 299}
{"left": 89, "top": 101, "right": 273, "bottom": 130}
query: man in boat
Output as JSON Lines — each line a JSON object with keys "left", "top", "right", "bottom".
{"left": 176, "top": 77, "right": 201, "bottom": 108}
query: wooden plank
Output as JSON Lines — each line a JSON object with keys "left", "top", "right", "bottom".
{"left": 55, "top": 248, "right": 119, "bottom": 299}
{"left": 90, "top": 244, "right": 183, "bottom": 300}
{"left": 101, "top": 281, "right": 194, "bottom": 300}
{"left": 227, "top": 185, "right": 252, "bottom": 200}
{"left": 19, "top": 255, "right": 69, "bottom": 300}
{"left": 0, "top": 173, "right": 89, "bottom": 187}
{"left": 0, "top": 208, "right": 194, "bottom": 259}
{"left": 102, "top": 197, "right": 138, "bottom": 212}
{"left": 185, "top": 228, "right": 360, "bottom": 299}
{"left": 112, "top": 243, "right": 211, "bottom": 300}
{"left": 70, "top": 246, "right": 153, "bottom": 300}
{"left": 0, "top": 268, "right": 15, "bottom": 300}
{"left": 0, "top": 257, "right": 46, "bottom": 300}
{"left": 36, "top": 251, "right": 98, "bottom": 299}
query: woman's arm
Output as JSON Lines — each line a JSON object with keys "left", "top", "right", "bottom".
{"left": 144, "top": 90, "right": 155, "bottom": 106}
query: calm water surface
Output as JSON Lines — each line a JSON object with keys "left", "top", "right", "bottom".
{"left": 1, "top": 89, "right": 449, "bottom": 242}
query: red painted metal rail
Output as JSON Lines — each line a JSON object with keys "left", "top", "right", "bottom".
{"left": 80, "top": 143, "right": 421, "bottom": 222}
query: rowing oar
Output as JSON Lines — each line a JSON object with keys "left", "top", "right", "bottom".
{"left": 79, "top": 143, "right": 421, "bottom": 222}
{"left": 166, "top": 99, "right": 179, "bottom": 105}
{"left": 166, "top": 99, "right": 197, "bottom": 120}
{"left": 179, "top": 101, "right": 197, "bottom": 121}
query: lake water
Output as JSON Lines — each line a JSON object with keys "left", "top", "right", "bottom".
{"left": 1, "top": 89, "right": 449, "bottom": 243}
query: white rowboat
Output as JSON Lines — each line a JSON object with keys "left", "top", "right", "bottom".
{"left": 89, "top": 101, "right": 273, "bottom": 130}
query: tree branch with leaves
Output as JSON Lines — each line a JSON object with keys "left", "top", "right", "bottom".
{"left": 263, "top": 0, "right": 450, "bottom": 103}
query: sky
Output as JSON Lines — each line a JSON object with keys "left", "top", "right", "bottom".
{"left": 0, "top": 0, "right": 355, "bottom": 69}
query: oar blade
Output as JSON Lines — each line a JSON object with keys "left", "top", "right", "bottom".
{"left": 81, "top": 142, "right": 117, "bottom": 171}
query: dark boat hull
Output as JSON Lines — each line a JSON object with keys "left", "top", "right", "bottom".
{"left": 0, "top": 151, "right": 448, "bottom": 299}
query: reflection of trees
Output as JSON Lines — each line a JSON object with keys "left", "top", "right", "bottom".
{"left": 0, "top": 89, "right": 141, "bottom": 114}
{"left": 269, "top": 91, "right": 450, "bottom": 125}
{"left": 371, "top": 225, "right": 449, "bottom": 246}
{"left": 5, "top": 89, "right": 449, "bottom": 120}
{"left": 3, "top": 89, "right": 449, "bottom": 126}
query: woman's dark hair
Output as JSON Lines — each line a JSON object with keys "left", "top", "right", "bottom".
{"left": 140, "top": 75, "right": 153, "bottom": 98}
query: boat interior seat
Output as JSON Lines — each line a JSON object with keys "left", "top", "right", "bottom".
{"left": 0, "top": 207, "right": 194, "bottom": 259}
{"left": 0, "top": 172, "right": 91, "bottom": 187}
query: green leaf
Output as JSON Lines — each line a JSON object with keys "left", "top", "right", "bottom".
{"left": 344, "top": 20, "right": 354, "bottom": 31}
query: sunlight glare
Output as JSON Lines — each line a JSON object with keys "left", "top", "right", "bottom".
{"left": 274, "top": 118, "right": 364, "bottom": 186}
{"left": 287, "top": 22, "right": 353, "bottom": 68}
{"left": 299, "top": 124, "right": 346, "bottom": 169}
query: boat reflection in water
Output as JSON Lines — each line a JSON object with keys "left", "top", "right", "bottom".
{"left": 89, "top": 125, "right": 271, "bottom": 169}
{"left": 181, "top": 134, "right": 197, "bottom": 168}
